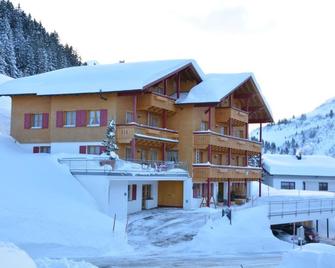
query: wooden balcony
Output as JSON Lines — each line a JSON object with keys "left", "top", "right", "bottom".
{"left": 216, "top": 107, "right": 248, "bottom": 124}
{"left": 137, "top": 93, "right": 176, "bottom": 114}
{"left": 193, "top": 131, "right": 261, "bottom": 154}
{"left": 116, "top": 123, "right": 179, "bottom": 146}
{"left": 192, "top": 164, "right": 262, "bottom": 181}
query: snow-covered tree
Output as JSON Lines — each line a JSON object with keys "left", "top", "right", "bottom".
{"left": 102, "top": 120, "right": 119, "bottom": 159}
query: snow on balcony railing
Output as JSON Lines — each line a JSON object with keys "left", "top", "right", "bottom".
{"left": 58, "top": 157, "right": 189, "bottom": 177}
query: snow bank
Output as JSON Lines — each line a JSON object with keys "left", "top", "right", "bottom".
{"left": 187, "top": 206, "right": 290, "bottom": 254}
{"left": 0, "top": 242, "right": 36, "bottom": 268}
{"left": 278, "top": 243, "right": 335, "bottom": 268}
{"left": 35, "top": 258, "right": 98, "bottom": 268}
{"left": 0, "top": 134, "right": 131, "bottom": 258}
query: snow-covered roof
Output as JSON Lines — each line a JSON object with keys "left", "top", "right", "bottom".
{"left": 0, "top": 74, "right": 13, "bottom": 85}
{"left": 263, "top": 154, "right": 335, "bottom": 177}
{"left": 177, "top": 73, "right": 252, "bottom": 104}
{"left": 0, "top": 59, "right": 205, "bottom": 96}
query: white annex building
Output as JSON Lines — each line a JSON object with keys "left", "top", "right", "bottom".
{"left": 263, "top": 154, "right": 335, "bottom": 192}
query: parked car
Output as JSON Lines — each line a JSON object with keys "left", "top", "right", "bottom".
{"left": 272, "top": 229, "right": 301, "bottom": 244}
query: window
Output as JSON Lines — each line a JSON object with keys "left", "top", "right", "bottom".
{"left": 87, "top": 145, "right": 101, "bottom": 155}
{"left": 64, "top": 111, "right": 76, "bottom": 127}
{"left": 142, "top": 184, "right": 152, "bottom": 200}
{"left": 150, "top": 150, "right": 158, "bottom": 161}
{"left": 167, "top": 150, "right": 178, "bottom": 162}
{"left": 319, "top": 182, "right": 328, "bottom": 191}
{"left": 128, "top": 184, "right": 137, "bottom": 201}
{"left": 32, "top": 113, "right": 43, "bottom": 128}
{"left": 140, "top": 149, "right": 147, "bottom": 161}
{"left": 195, "top": 150, "right": 203, "bottom": 163}
{"left": 220, "top": 127, "right": 225, "bottom": 135}
{"left": 125, "top": 147, "right": 132, "bottom": 160}
{"left": 88, "top": 110, "right": 100, "bottom": 126}
{"left": 193, "top": 183, "right": 201, "bottom": 198}
{"left": 200, "top": 121, "right": 208, "bottom": 131}
{"left": 33, "top": 146, "right": 51, "bottom": 154}
{"left": 126, "top": 111, "right": 134, "bottom": 123}
{"left": 281, "top": 181, "right": 295, "bottom": 190}
{"left": 148, "top": 112, "right": 159, "bottom": 127}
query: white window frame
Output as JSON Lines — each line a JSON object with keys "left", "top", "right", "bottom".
{"left": 64, "top": 111, "right": 76, "bottom": 127}
{"left": 88, "top": 110, "right": 100, "bottom": 126}
{"left": 87, "top": 145, "right": 101, "bottom": 155}
{"left": 31, "top": 113, "right": 43, "bottom": 129}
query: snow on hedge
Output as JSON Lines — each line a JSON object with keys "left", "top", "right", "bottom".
{"left": 0, "top": 243, "right": 36, "bottom": 268}
{"left": 0, "top": 134, "right": 131, "bottom": 258}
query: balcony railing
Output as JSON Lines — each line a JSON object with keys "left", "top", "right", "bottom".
{"left": 58, "top": 157, "right": 189, "bottom": 177}
{"left": 215, "top": 107, "right": 248, "bottom": 123}
{"left": 116, "top": 123, "right": 179, "bottom": 144}
{"left": 192, "top": 163, "right": 262, "bottom": 180}
{"left": 193, "top": 130, "right": 261, "bottom": 153}
{"left": 137, "top": 92, "right": 176, "bottom": 114}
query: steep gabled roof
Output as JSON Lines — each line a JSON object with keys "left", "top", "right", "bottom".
{"left": 263, "top": 154, "right": 335, "bottom": 177}
{"left": 177, "top": 73, "right": 273, "bottom": 123}
{"left": 0, "top": 59, "right": 204, "bottom": 96}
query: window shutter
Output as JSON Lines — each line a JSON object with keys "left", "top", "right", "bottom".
{"left": 42, "top": 113, "right": 49, "bottom": 128}
{"left": 76, "top": 110, "right": 86, "bottom": 127}
{"left": 100, "top": 146, "right": 106, "bottom": 154}
{"left": 79, "top": 146, "right": 87, "bottom": 154}
{"left": 24, "top": 113, "right": 31, "bottom": 129}
{"left": 132, "top": 184, "right": 137, "bottom": 200}
{"left": 100, "top": 109, "right": 107, "bottom": 126}
{"left": 33, "top": 146, "right": 39, "bottom": 153}
{"left": 56, "top": 111, "right": 64, "bottom": 128}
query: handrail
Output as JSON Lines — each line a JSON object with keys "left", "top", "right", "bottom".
{"left": 117, "top": 122, "right": 178, "bottom": 134}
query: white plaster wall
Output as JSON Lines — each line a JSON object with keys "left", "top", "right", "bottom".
{"left": 108, "top": 180, "right": 128, "bottom": 221}
{"left": 183, "top": 178, "right": 193, "bottom": 209}
{"left": 127, "top": 181, "right": 158, "bottom": 214}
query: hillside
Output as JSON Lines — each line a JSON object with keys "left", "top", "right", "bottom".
{"left": 0, "top": 0, "right": 81, "bottom": 78}
{"left": 251, "top": 97, "right": 335, "bottom": 157}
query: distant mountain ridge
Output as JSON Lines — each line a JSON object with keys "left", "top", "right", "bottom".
{"left": 0, "top": 0, "right": 81, "bottom": 78}
{"left": 251, "top": 97, "right": 335, "bottom": 157}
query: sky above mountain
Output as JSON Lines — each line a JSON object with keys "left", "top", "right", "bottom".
{"left": 9, "top": 0, "right": 335, "bottom": 121}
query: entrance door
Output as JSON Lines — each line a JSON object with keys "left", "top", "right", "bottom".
{"left": 158, "top": 181, "right": 183, "bottom": 207}
{"left": 142, "top": 184, "right": 152, "bottom": 209}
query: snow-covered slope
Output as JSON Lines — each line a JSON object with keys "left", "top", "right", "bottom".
{"left": 251, "top": 97, "right": 335, "bottom": 156}
{"left": 0, "top": 74, "right": 13, "bottom": 135}
{"left": 0, "top": 133, "right": 130, "bottom": 258}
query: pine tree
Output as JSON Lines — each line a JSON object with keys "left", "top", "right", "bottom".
{"left": 102, "top": 120, "right": 119, "bottom": 159}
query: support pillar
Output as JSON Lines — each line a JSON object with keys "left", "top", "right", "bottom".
{"left": 208, "top": 106, "right": 212, "bottom": 130}
{"left": 259, "top": 123, "right": 263, "bottom": 142}
{"left": 259, "top": 178, "right": 262, "bottom": 197}
{"left": 162, "top": 110, "right": 167, "bottom": 128}
{"left": 245, "top": 150, "right": 248, "bottom": 166}
{"left": 131, "top": 138, "right": 136, "bottom": 160}
{"left": 132, "top": 95, "right": 137, "bottom": 123}
{"left": 327, "top": 218, "right": 329, "bottom": 238}
{"left": 176, "top": 73, "right": 180, "bottom": 99}
{"left": 244, "top": 179, "right": 247, "bottom": 197}
{"left": 228, "top": 179, "right": 231, "bottom": 207}
{"left": 206, "top": 178, "right": 210, "bottom": 207}
{"left": 229, "top": 118, "right": 233, "bottom": 136}
{"left": 228, "top": 148, "right": 232, "bottom": 165}
{"left": 316, "top": 220, "right": 319, "bottom": 232}
{"left": 162, "top": 143, "right": 166, "bottom": 161}
{"left": 207, "top": 145, "right": 212, "bottom": 163}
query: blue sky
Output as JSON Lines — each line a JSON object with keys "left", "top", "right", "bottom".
{"left": 11, "top": 0, "right": 335, "bottom": 122}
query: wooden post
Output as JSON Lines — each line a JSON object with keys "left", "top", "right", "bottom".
{"left": 316, "top": 220, "right": 319, "bottom": 232}
{"left": 245, "top": 123, "right": 249, "bottom": 139}
{"left": 176, "top": 73, "right": 180, "bottom": 99}
{"left": 132, "top": 95, "right": 137, "bottom": 123}
{"left": 228, "top": 179, "right": 231, "bottom": 207}
{"left": 162, "top": 143, "right": 166, "bottom": 161}
{"left": 259, "top": 123, "right": 262, "bottom": 142}
{"left": 245, "top": 150, "right": 248, "bottom": 166}
{"left": 163, "top": 79, "right": 167, "bottom": 95}
{"left": 131, "top": 138, "right": 136, "bottom": 160}
{"left": 228, "top": 148, "right": 232, "bottom": 165}
{"left": 162, "top": 110, "right": 167, "bottom": 128}
{"left": 206, "top": 178, "right": 210, "bottom": 207}
{"left": 244, "top": 179, "right": 247, "bottom": 197}
{"left": 208, "top": 107, "right": 211, "bottom": 130}
{"left": 259, "top": 178, "right": 262, "bottom": 197}
{"left": 327, "top": 218, "right": 329, "bottom": 238}
{"left": 229, "top": 118, "right": 233, "bottom": 136}
{"left": 207, "top": 145, "right": 212, "bottom": 163}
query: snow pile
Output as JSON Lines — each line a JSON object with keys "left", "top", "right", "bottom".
{"left": 35, "top": 258, "right": 98, "bottom": 268}
{"left": 263, "top": 154, "right": 335, "bottom": 176}
{"left": 187, "top": 206, "right": 290, "bottom": 254}
{"left": 278, "top": 243, "right": 335, "bottom": 268}
{"left": 0, "top": 242, "right": 36, "bottom": 268}
{"left": 0, "top": 134, "right": 131, "bottom": 258}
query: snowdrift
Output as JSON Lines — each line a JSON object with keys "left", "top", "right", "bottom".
{"left": 0, "top": 134, "right": 131, "bottom": 258}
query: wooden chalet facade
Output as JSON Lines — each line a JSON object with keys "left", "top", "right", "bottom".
{"left": 0, "top": 59, "right": 273, "bottom": 208}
